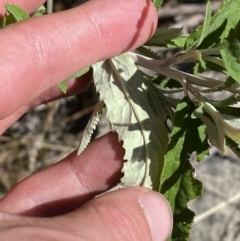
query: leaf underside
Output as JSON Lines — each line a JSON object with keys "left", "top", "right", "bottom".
{"left": 92, "top": 54, "right": 169, "bottom": 190}
{"left": 77, "top": 100, "right": 104, "bottom": 155}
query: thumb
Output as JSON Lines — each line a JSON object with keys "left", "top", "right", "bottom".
{"left": 69, "top": 187, "right": 173, "bottom": 241}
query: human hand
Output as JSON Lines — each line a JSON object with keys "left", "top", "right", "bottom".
{"left": 0, "top": 0, "right": 172, "bottom": 240}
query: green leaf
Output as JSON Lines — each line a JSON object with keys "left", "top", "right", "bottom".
{"left": 191, "top": 103, "right": 204, "bottom": 119}
{"left": 159, "top": 77, "right": 182, "bottom": 89}
{"left": 214, "top": 106, "right": 240, "bottom": 118}
{"left": 5, "top": 4, "right": 29, "bottom": 21}
{"left": 196, "top": 1, "right": 212, "bottom": 47}
{"left": 196, "top": 51, "right": 206, "bottom": 71}
{"left": 58, "top": 81, "right": 67, "bottom": 94}
{"left": 207, "top": 94, "right": 240, "bottom": 107}
{"left": 224, "top": 77, "right": 240, "bottom": 94}
{"left": 137, "top": 46, "right": 162, "bottom": 60}
{"left": 92, "top": 54, "right": 169, "bottom": 190}
{"left": 70, "top": 66, "right": 90, "bottom": 79}
{"left": 32, "top": 5, "right": 46, "bottom": 16}
{"left": 0, "top": 4, "right": 29, "bottom": 28}
{"left": 78, "top": 100, "right": 104, "bottom": 155}
{"left": 200, "top": 0, "right": 240, "bottom": 49}
{"left": 185, "top": 1, "right": 211, "bottom": 50}
{"left": 0, "top": 14, "right": 14, "bottom": 28}
{"left": 168, "top": 36, "right": 187, "bottom": 48}
{"left": 145, "top": 28, "right": 182, "bottom": 47}
{"left": 203, "top": 56, "right": 226, "bottom": 73}
{"left": 160, "top": 97, "right": 208, "bottom": 241}
{"left": 199, "top": 76, "right": 234, "bottom": 94}
{"left": 152, "top": 0, "right": 164, "bottom": 10}
{"left": 221, "top": 21, "right": 240, "bottom": 83}
{"left": 185, "top": 0, "right": 240, "bottom": 50}
{"left": 58, "top": 67, "right": 90, "bottom": 93}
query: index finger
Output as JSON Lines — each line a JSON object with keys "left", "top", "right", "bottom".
{"left": 0, "top": 0, "right": 157, "bottom": 119}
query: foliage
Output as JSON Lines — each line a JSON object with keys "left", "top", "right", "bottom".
{"left": 2, "top": 1, "right": 240, "bottom": 240}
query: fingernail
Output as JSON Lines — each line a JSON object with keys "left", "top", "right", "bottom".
{"left": 138, "top": 191, "right": 173, "bottom": 241}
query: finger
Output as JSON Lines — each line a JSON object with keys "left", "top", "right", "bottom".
{"left": 0, "top": 0, "right": 46, "bottom": 17}
{"left": 0, "top": 133, "right": 125, "bottom": 216}
{"left": 66, "top": 187, "right": 173, "bottom": 241}
{"left": 0, "top": 71, "right": 92, "bottom": 134}
{"left": 0, "top": 187, "right": 172, "bottom": 241}
{"left": 0, "top": 105, "right": 28, "bottom": 135}
{"left": 0, "top": 0, "right": 158, "bottom": 119}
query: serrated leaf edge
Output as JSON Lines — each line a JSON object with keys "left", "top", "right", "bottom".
{"left": 77, "top": 100, "right": 104, "bottom": 155}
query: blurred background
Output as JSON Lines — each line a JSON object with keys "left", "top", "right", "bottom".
{"left": 0, "top": 0, "right": 239, "bottom": 240}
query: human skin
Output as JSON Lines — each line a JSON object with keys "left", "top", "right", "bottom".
{"left": 0, "top": 0, "right": 173, "bottom": 240}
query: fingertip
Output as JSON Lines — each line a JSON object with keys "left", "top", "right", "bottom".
{"left": 139, "top": 191, "right": 173, "bottom": 241}
{"left": 78, "top": 187, "right": 172, "bottom": 241}
{"left": 80, "top": 0, "right": 158, "bottom": 57}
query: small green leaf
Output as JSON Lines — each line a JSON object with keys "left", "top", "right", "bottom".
{"left": 168, "top": 36, "right": 187, "bottom": 48}
{"left": 214, "top": 106, "right": 240, "bottom": 118}
{"left": 207, "top": 94, "right": 240, "bottom": 107}
{"left": 32, "top": 5, "right": 46, "bottom": 16}
{"left": 197, "top": 51, "right": 207, "bottom": 70}
{"left": 200, "top": 0, "right": 240, "bottom": 49}
{"left": 185, "top": 25, "right": 205, "bottom": 50}
{"left": 5, "top": 4, "right": 29, "bottom": 21}
{"left": 145, "top": 28, "right": 182, "bottom": 47}
{"left": 199, "top": 76, "right": 232, "bottom": 94}
{"left": 58, "top": 80, "right": 67, "bottom": 94}
{"left": 221, "top": 21, "right": 240, "bottom": 83}
{"left": 70, "top": 66, "right": 90, "bottom": 79}
{"left": 0, "top": 4, "right": 29, "bottom": 28}
{"left": 160, "top": 97, "right": 208, "bottom": 241}
{"left": 152, "top": 0, "right": 164, "bottom": 10}
{"left": 58, "top": 67, "right": 90, "bottom": 93}
{"left": 185, "top": 0, "right": 240, "bottom": 50}
{"left": 185, "top": 0, "right": 211, "bottom": 49}
{"left": 137, "top": 46, "right": 161, "bottom": 60}
{"left": 191, "top": 103, "right": 204, "bottom": 119}
{"left": 0, "top": 14, "right": 13, "bottom": 28}
{"left": 203, "top": 56, "right": 225, "bottom": 73}
{"left": 196, "top": 1, "right": 212, "bottom": 47}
